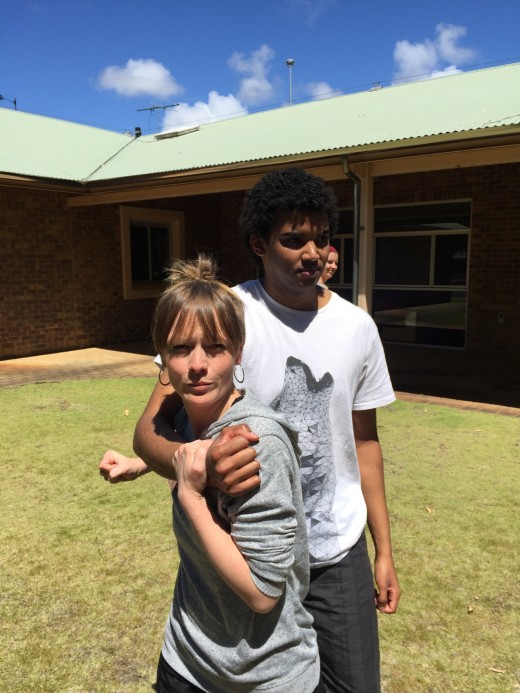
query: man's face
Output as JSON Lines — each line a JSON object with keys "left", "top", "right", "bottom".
{"left": 251, "top": 209, "right": 330, "bottom": 309}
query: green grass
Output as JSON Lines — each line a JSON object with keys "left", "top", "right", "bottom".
{"left": 0, "top": 379, "right": 175, "bottom": 692}
{"left": 376, "top": 401, "right": 520, "bottom": 693}
{"left": 0, "top": 380, "right": 518, "bottom": 692}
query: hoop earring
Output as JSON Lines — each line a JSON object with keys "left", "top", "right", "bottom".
{"left": 233, "top": 364, "right": 244, "bottom": 384}
{"left": 158, "top": 366, "right": 170, "bottom": 386}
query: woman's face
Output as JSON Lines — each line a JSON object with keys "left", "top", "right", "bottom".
{"left": 165, "top": 318, "right": 240, "bottom": 411}
{"left": 322, "top": 251, "right": 339, "bottom": 282}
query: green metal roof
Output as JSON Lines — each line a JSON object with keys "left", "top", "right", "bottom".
{"left": 1, "top": 62, "right": 519, "bottom": 185}
{"left": 0, "top": 109, "right": 131, "bottom": 182}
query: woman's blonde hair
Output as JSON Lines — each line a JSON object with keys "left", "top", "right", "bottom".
{"left": 152, "top": 255, "right": 245, "bottom": 358}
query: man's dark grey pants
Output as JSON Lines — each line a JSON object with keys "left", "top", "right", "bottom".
{"left": 303, "top": 532, "right": 381, "bottom": 693}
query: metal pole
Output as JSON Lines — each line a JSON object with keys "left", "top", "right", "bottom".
{"left": 286, "top": 59, "right": 295, "bottom": 105}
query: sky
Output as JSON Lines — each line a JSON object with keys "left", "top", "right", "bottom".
{"left": 2, "top": 0, "right": 520, "bottom": 135}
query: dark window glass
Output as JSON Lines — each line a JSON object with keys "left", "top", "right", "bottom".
{"left": 374, "top": 201, "right": 471, "bottom": 233}
{"left": 130, "top": 223, "right": 170, "bottom": 283}
{"left": 329, "top": 236, "right": 354, "bottom": 286}
{"left": 434, "top": 235, "right": 468, "bottom": 286}
{"left": 130, "top": 225, "right": 149, "bottom": 281}
{"left": 336, "top": 211, "right": 354, "bottom": 285}
{"left": 372, "top": 289, "right": 466, "bottom": 347}
{"left": 372, "top": 201, "right": 470, "bottom": 348}
{"left": 375, "top": 236, "right": 431, "bottom": 285}
{"left": 338, "top": 209, "right": 354, "bottom": 232}
{"left": 333, "top": 209, "right": 357, "bottom": 287}
{"left": 342, "top": 237, "right": 353, "bottom": 285}
{"left": 150, "top": 226, "right": 170, "bottom": 281}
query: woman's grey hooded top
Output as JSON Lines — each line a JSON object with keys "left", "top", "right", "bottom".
{"left": 161, "top": 390, "right": 319, "bottom": 692}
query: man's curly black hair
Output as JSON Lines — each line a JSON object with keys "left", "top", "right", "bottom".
{"left": 239, "top": 168, "right": 339, "bottom": 265}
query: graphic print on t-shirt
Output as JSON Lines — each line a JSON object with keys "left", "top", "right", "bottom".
{"left": 270, "top": 356, "right": 340, "bottom": 562}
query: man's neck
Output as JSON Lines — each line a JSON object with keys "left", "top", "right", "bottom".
{"left": 261, "top": 277, "right": 331, "bottom": 311}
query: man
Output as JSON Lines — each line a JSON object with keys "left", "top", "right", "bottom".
{"left": 104, "top": 168, "right": 400, "bottom": 692}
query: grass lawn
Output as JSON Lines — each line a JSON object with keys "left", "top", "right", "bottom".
{"left": 375, "top": 401, "right": 519, "bottom": 693}
{"left": 0, "top": 378, "right": 518, "bottom": 692}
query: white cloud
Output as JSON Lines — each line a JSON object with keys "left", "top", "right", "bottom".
{"left": 284, "top": 0, "right": 337, "bottom": 27}
{"left": 393, "top": 24, "right": 476, "bottom": 84}
{"left": 97, "top": 58, "right": 183, "bottom": 98}
{"left": 158, "top": 43, "right": 276, "bottom": 131}
{"left": 228, "top": 44, "right": 275, "bottom": 106}
{"left": 431, "top": 65, "right": 463, "bottom": 80}
{"left": 393, "top": 39, "right": 438, "bottom": 82}
{"left": 161, "top": 91, "right": 247, "bottom": 131}
{"left": 435, "top": 23, "right": 475, "bottom": 64}
{"left": 95, "top": 44, "right": 276, "bottom": 131}
{"left": 306, "top": 81, "right": 336, "bottom": 101}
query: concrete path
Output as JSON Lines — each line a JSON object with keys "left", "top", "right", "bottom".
{"left": 1, "top": 345, "right": 519, "bottom": 417}
{"left": 394, "top": 390, "right": 520, "bottom": 417}
{"left": 0, "top": 346, "right": 157, "bottom": 387}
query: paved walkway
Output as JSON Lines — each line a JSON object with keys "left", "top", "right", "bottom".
{"left": 1, "top": 345, "right": 519, "bottom": 417}
{"left": 0, "top": 345, "right": 157, "bottom": 387}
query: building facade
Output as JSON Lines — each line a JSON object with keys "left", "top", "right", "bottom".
{"left": 1, "top": 63, "right": 519, "bottom": 405}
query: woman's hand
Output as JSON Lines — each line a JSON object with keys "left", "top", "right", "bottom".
{"left": 99, "top": 450, "right": 149, "bottom": 483}
{"left": 173, "top": 440, "right": 212, "bottom": 497}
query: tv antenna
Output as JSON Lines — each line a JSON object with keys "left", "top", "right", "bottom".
{"left": 0, "top": 94, "right": 17, "bottom": 110}
{"left": 137, "top": 103, "right": 179, "bottom": 113}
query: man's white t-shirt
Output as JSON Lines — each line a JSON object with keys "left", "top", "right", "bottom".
{"left": 234, "top": 280, "right": 395, "bottom": 568}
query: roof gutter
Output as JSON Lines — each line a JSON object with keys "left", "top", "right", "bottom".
{"left": 341, "top": 155, "right": 360, "bottom": 306}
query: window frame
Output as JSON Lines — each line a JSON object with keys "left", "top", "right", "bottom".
{"left": 372, "top": 199, "right": 471, "bottom": 349}
{"left": 120, "top": 206, "right": 185, "bottom": 299}
{"left": 327, "top": 208, "right": 354, "bottom": 302}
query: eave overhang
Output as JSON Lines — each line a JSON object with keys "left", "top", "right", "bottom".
{"left": 2, "top": 128, "right": 520, "bottom": 207}
{"left": 0, "top": 172, "right": 84, "bottom": 194}
{"left": 65, "top": 129, "right": 520, "bottom": 208}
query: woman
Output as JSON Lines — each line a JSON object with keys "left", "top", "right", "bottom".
{"left": 320, "top": 245, "right": 339, "bottom": 284}
{"left": 106, "top": 256, "right": 321, "bottom": 692}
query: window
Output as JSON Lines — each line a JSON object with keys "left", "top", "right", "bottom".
{"left": 372, "top": 201, "right": 470, "bottom": 348}
{"left": 328, "top": 209, "right": 354, "bottom": 303}
{"left": 120, "top": 207, "right": 184, "bottom": 299}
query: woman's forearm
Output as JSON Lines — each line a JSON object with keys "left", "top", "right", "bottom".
{"left": 178, "top": 490, "right": 278, "bottom": 614}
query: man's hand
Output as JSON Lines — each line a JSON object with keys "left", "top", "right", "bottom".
{"left": 99, "top": 450, "right": 149, "bottom": 483}
{"left": 206, "top": 425, "right": 260, "bottom": 496}
{"left": 374, "top": 554, "right": 400, "bottom": 614}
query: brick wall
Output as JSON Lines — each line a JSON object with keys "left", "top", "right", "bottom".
{"left": 0, "top": 188, "right": 256, "bottom": 359}
{"left": 466, "top": 164, "right": 520, "bottom": 357}
{"left": 0, "top": 188, "right": 153, "bottom": 358}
